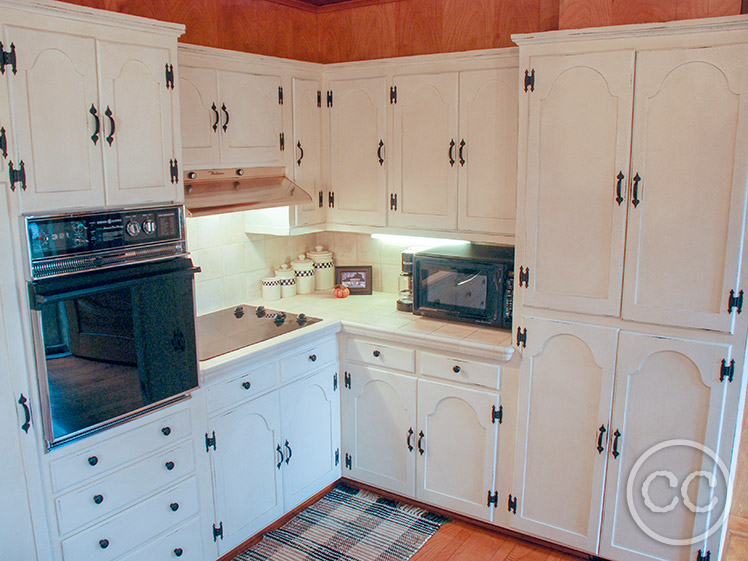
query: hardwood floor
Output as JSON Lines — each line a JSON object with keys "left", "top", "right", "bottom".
{"left": 411, "top": 521, "right": 584, "bottom": 561}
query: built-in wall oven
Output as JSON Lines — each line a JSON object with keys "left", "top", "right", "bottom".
{"left": 25, "top": 205, "right": 200, "bottom": 450}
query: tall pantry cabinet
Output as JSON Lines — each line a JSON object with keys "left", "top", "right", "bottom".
{"left": 511, "top": 17, "right": 748, "bottom": 561}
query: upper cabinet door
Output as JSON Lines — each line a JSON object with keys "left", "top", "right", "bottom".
{"left": 522, "top": 51, "right": 634, "bottom": 317}
{"left": 218, "top": 71, "right": 282, "bottom": 166}
{"left": 7, "top": 26, "right": 105, "bottom": 212}
{"left": 98, "top": 42, "right": 176, "bottom": 207}
{"left": 328, "top": 77, "right": 388, "bottom": 227}
{"left": 622, "top": 46, "right": 748, "bottom": 333}
{"left": 390, "top": 72, "right": 458, "bottom": 230}
{"left": 457, "top": 68, "right": 518, "bottom": 235}
{"left": 179, "top": 66, "right": 220, "bottom": 167}
{"left": 292, "top": 77, "right": 324, "bottom": 227}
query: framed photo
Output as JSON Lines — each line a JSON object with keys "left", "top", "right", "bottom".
{"left": 335, "top": 265, "right": 373, "bottom": 295}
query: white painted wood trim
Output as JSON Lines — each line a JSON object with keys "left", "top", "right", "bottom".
{"left": 178, "top": 44, "right": 324, "bottom": 74}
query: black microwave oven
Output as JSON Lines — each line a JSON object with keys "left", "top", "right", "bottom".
{"left": 412, "top": 244, "right": 514, "bottom": 329}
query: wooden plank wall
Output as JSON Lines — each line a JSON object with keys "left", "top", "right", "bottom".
{"left": 57, "top": 0, "right": 742, "bottom": 62}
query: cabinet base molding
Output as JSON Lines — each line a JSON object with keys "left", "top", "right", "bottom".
{"left": 216, "top": 479, "right": 341, "bottom": 561}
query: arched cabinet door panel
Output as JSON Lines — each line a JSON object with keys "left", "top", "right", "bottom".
{"left": 179, "top": 66, "right": 219, "bottom": 166}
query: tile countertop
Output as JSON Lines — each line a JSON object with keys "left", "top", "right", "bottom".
{"left": 197, "top": 290, "right": 516, "bottom": 379}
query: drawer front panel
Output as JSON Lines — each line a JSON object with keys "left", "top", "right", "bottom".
{"left": 206, "top": 361, "right": 280, "bottom": 413}
{"left": 61, "top": 477, "right": 199, "bottom": 561}
{"left": 51, "top": 407, "right": 192, "bottom": 492}
{"left": 280, "top": 337, "right": 337, "bottom": 381}
{"left": 420, "top": 352, "right": 500, "bottom": 389}
{"left": 119, "top": 517, "right": 204, "bottom": 561}
{"left": 346, "top": 339, "right": 415, "bottom": 373}
{"left": 56, "top": 441, "right": 196, "bottom": 535}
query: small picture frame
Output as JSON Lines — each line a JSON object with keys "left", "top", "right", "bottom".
{"left": 335, "top": 265, "right": 373, "bottom": 295}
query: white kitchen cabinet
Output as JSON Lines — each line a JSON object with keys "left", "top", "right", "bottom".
{"left": 416, "top": 378, "right": 499, "bottom": 522}
{"left": 292, "top": 77, "right": 324, "bottom": 226}
{"left": 511, "top": 316, "right": 617, "bottom": 552}
{"left": 5, "top": 21, "right": 181, "bottom": 213}
{"left": 342, "top": 363, "right": 417, "bottom": 497}
{"left": 389, "top": 72, "right": 459, "bottom": 230}
{"left": 327, "top": 76, "right": 388, "bottom": 226}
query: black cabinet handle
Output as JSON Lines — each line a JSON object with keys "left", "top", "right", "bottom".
{"left": 162, "top": 426, "right": 172, "bottom": 436}
{"left": 459, "top": 139, "right": 466, "bottom": 166}
{"left": 276, "top": 444, "right": 284, "bottom": 469}
{"left": 615, "top": 171, "right": 625, "bottom": 205}
{"left": 88, "top": 456, "right": 98, "bottom": 467}
{"left": 284, "top": 439, "right": 292, "bottom": 464}
{"left": 377, "top": 140, "right": 384, "bottom": 165}
{"left": 18, "top": 394, "right": 31, "bottom": 433}
{"left": 165, "top": 461, "right": 175, "bottom": 471}
{"left": 612, "top": 429, "right": 622, "bottom": 459}
{"left": 170, "top": 502, "right": 179, "bottom": 512}
{"left": 373, "top": 350, "right": 381, "bottom": 358}
{"left": 448, "top": 139, "right": 456, "bottom": 167}
{"left": 242, "top": 381, "right": 251, "bottom": 390}
{"left": 99, "top": 539, "right": 109, "bottom": 549}
{"left": 174, "top": 548, "right": 183, "bottom": 557}
{"left": 105, "top": 106, "right": 115, "bottom": 146}
{"left": 221, "top": 103, "right": 230, "bottom": 132}
{"left": 211, "top": 103, "right": 219, "bottom": 132}
{"left": 596, "top": 425, "right": 607, "bottom": 454}
{"left": 93, "top": 494, "right": 104, "bottom": 505}
{"left": 309, "top": 354, "right": 317, "bottom": 362}
{"left": 297, "top": 141, "right": 304, "bottom": 166}
{"left": 452, "top": 365, "right": 461, "bottom": 374}
{"left": 90, "top": 104, "right": 100, "bottom": 145}
{"left": 406, "top": 427, "right": 414, "bottom": 452}
{"left": 417, "top": 430, "right": 425, "bottom": 455}
{"left": 631, "top": 174, "right": 641, "bottom": 208}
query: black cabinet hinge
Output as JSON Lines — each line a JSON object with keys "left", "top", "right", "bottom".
{"left": 169, "top": 159, "right": 179, "bottom": 184}
{"left": 508, "top": 494, "right": 518, "bottom": 514}
{"left": 335, "top": 448, "right": 340, "bottom": 466}
{"left": 390, "top": 85, "right": 397, "bottom": 104}
{"left": 491, "top": 405, "right": 503, "bottom": 424}
{"left": 487, "top": 491, "right": 498, "bottom": 507}
{"left": 518, "top": 266, "right": 529, "bottom": 288}
{"left": 720, "top": 359, "right": 735, "bottom": 383}
{"left": 280, "top": 132, "right": 285, "bottom": 151}
{"left": 8, "top": 160, "right": 25, "bottom": 192}
{"left": 205, "top": 431, "right": 216, "bottom": 452}
{"left": 345, "top": 453, "right": 352, "bottom": 470}
{"left": 327, "top": 90, "right": 333, "bottom": 108}
{"left": 318, "top": 190, "right": 323, "bottom": 208}
{"left": 390, "top": 193, "right": 397, "bottom": 211}
{"left": 278, "top": 86, "right": 284, "bottom": 105}
{"left": 328, "top": 191, "right": 335, "bottom": 208}
{"left": 317, "top": 90, "right": 322, "bottom": 108}
{"left": 165, "top": 63, "right": 175, "bottom": 89}
{"left": 728, "top": 289, "right": 743, "bottom": 314}
{"left": 524, "top": 69, "right": 535, "bottom": 92}
{"left": 344, "top": 371, "right": 351, "bottom": 389}
{"left": 0, "top": 42, "right": 16, "bottom": 75}
{"left": 213, "top": 522, "right": 223, "bottom": 542}
{"left": 516, "top": 327, "right": 527, "bottom": 348}
{"left": 697, "top": 550, "right": 711, "bottom": 561}
{"left": 333, "top": 372, "right": 338, "bottom": 391}
{"left": 0, "top": 127, "right": 7, "bottom": 159}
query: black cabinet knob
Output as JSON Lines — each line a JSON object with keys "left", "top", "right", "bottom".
{"left": 309, "top": 354, "right": 317, "bottom": 362}
{"left": 242, "top": 381, "right": 251, "bottom": 390}
{"left": 453, "top": 365, "right": 461, "bottom": 373}
{"left": 93, "top": 494, "right": 104, "bottom": 505}
{"left": 373, "top": 350, "right": 381, "bottom": 357}
{"left": 170, "top": 502, "right": 179, "bottom": 512}
{"left": 99, "top": 539, "right": 109, "bottom": 549}
{"left": 88, "top": 456, "right": 98, "bottom": 466}
{"left": 165, "top": 461, "right": 175, "bottom": 471}
{"left": 174, "top": 548, "right": 183, "bottom": 557}
{"left": 162, "top": 426, "right": 171, "bottom": 436}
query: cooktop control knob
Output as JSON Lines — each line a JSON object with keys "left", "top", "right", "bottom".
{"left": 125, "top": 221, "right": 141, "bottom": 237}
{"left": 274, "top": 312, "right": 286, "bottom": 326}
{"left": 297, "top": 313, "right": 307, "bottom": 326}
{"left": 255, "top": 306, "right": 265, "bottom": 318}
{"left": 142, "top": 218, "right": 156, "bottom": 235}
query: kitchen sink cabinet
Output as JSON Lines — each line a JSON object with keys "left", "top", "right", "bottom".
{"left": 3, "top": 13, "right": 182, "bottom": 214}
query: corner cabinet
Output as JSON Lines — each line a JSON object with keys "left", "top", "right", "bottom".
{"left": 3, "top": 10, "right": 183, "bottom": 213}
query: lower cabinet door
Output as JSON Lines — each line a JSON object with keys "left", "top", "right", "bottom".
{"left": 600, "top": 332, "right": 734, "bottom": 561}
{"left": 280, "top": 366, "right": 341, "bottom": 511}
{"left": 342, "top": 364, "right": 417, "bottom": 497}
{"left": 415, "top": 379, "right": 499, "bottom": 522}
{"left": 511, "top": 316, "right": 618, "bottom": 553}
{"left": 209, "top": 391, "right": 284, "bottom": 556}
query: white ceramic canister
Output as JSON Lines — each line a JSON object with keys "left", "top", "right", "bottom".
{"left": 261, "top": 277, "right": 281, "bottom": 301}
{"left": 275, "top": 263, "right": 296, "bottom": 298}
{"left": 306, "top": 245, "right": 334, "bottom": 290}
{"left": 291, "top": 253, "right": 315, "bottom": 294}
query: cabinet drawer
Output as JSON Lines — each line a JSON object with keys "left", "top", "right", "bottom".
{"left": 61, "top": 477, "right": 199, "bottom": 561}
{"left": 50, "top": 407, "right": 192, "bottom": 493}
{"left": 280, "top": 337, "right": 337, "bottom": 382}
{"left": 56, "top": 441, "right": 196, "bottom": 535}
{"left": 119, "top": 517, "right": 203, "bottom": 561}
{"left": 346, "top": 339, "right": 415, "bottom": 373}
{"left": 420, "top": 352, "right": 500, "bottom": 390}
{"left": 206, "top": 361, "right": 279, "bottom": 413}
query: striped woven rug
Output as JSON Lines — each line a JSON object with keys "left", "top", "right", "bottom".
{"left": 232, "top": 483, "right": 449, "bottom": 561}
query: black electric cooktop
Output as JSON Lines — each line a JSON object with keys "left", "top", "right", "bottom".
{"left": 196, "top": 304, "right": 323, "bottom": 361}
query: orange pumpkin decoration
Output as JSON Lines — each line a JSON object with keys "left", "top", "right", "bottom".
{"left": 334, "top": 285, "right": 350, "bottom": 298}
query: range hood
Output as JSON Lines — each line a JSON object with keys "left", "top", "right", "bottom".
{"left": 183, "top": 166, "right": 312, "bottom": 217}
